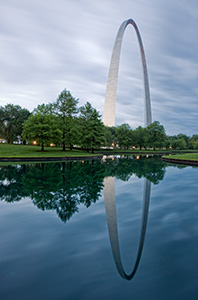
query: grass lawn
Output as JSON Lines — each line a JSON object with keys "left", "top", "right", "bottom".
{"left": 0, "top": 144, "right": 96, "bottom": 158}
{"left": 0, "top": 144, "right": 197, "bottom": 160}
{"left": 163, "top": 153, "right": 198, "bottom": 161}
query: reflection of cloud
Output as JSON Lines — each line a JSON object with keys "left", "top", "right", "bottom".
{"left": 162, "top": 212, "right": 179, "bottom": 224}
{"left": 104, "top": 176, "right": 151, "bottom": 280}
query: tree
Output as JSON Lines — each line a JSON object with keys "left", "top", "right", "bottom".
{"left": 133, "top": 126, "right": 147, "bottom": 150}
{"left": 164, "top": 138, "right": 172, "bottom": 150}
{"left": 79, "top": 102, "right": 105, "bottom": 153}
{"left": 177, "top": 133, "right": 190, "bottom": 148}
{"left": 22, "top": 104, "right": 61, "bottom": 151}
{"left": 176, "top": 138, "right": 187, "bottom": 149}
{"left": 191, "top": 140, "right": 198, "bottom": 150}
{"left": 169, "top": 134, "right": 190, "bottom": 150}
{"left": 168, "top": 135, "right": 177, "bottom": 150}
{"left": 172, "top": 138, "right": 187, "bottom": 150}
{"left": 0, "top": 104, "right": 30, "bottom": 143}
{"left": 54, "top": 89, "right": 79, "bottom": 151}
{"left": 116, "top": 123, "right": 132, "bottom": 149}
{"left": 189, "top": 134, "right": 198, "bottom": 149}
{"left": 146, "top": 121, "right": 166, "bottom": 150}
{"left": 104, "top": 126, "right": 117, "bottom": 148}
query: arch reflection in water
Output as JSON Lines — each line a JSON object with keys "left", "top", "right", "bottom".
{"left": 103, "top": 176, "right": 151, "bottom": 280}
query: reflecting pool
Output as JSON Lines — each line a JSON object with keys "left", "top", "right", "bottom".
{"left": 0, "top": 156, "right": 197, "bottom": 300}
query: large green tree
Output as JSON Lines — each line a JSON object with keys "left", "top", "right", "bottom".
{"left": 177, "top": 133, "right": 190, "bottom": 148}
{"left": 189, "top": 134, "right": 198, "bottom": 149}
{"left": 172, "top": 138, "right": 187, "bottom": 150}
{"left": 54, "top": 89, "right": 79, "bottom": 151}
{"left": 116, "top": 123, "right": 132, "bottom": 149}
{"left": 22, "top": 104, "right": 61, "bottom": 151}
{"left": 0, "top": 104, "right": 30, "bottom": 143}
{"left": 168, "top": 134, "right": 190, "bottom": 150}
{"left": 104, "top": 126, "right": 117, "bottom": 148}
{"left": 79, "top": 102, "right": 105, "bottom": 153}
{"left": 133, "top": 126, "right": 147, "bottom": 150}
{"left": 146, "top": 121, "right": 166, "bottom": 150}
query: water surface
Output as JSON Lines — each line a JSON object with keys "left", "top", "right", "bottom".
{"left": 0, "top": 156, "right": 197, "bottom": 300}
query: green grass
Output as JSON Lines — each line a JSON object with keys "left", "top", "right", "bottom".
{"left": 0, "top": 144, "right": 97, "bottom": 158}
{"left": 0, "top": 144, "right": 197, "bottom": 160}
{"left": 163, "top": 153, "right": 198, "bottom": 161}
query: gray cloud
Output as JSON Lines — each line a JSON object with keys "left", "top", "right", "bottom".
{"left": 0, "top": 0, "right": 197, "bottom": 135}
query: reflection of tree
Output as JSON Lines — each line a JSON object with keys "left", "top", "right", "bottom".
{"left": 103, "top": 155, "right": 166, "bottom": 184}
{"left": 21, "top": 161, "right": 105, "bottom": 222}
{"left": 0, "top": 165, "right": 28, "bottom": 202}
{"left": 0, "top": 155, "right": 167, "bottom": 222}
{"left": 131, "top": 156, "right": 166, "bottom": 184}
{"left": 22, "top": 163, "right": 62, "bottom": 205}
{"left": 77, "top": 160, "right": 105, "bottom": 207}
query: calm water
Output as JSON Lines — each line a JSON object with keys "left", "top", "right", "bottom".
{"left": 0, "top": 156, "right": 197, "bottom": 300}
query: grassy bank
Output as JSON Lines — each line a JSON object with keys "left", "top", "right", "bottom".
{"left": 163, "top": 153, "right": 198, "bottom": 161}
{"left": 0, "top": 144, "right": 96, "bottom": 158}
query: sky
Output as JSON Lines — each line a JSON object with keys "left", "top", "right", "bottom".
{"left": 0, "top": 0, "right": 197, "bottom": 136}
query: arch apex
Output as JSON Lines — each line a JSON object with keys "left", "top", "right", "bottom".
{"left": 103, "top": 19, "right": 152, "bottom": 127}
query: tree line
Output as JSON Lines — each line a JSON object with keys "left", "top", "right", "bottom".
{"left": 105, "top": 123, "right": 198, "bottom": 150}
{"left": 0, "top": 88, "right": 197, "bottom": 151}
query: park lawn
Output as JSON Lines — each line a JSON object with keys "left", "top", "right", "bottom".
{"left": 0, "top": 144, "right": 197, "bottom": 159}
{"left": 0, "top": 144, "right": 95, "bottom": 157}
{"left": 163, "top": 153, "right": 198, "bottom": 161}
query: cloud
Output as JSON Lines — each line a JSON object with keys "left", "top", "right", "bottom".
{"left": 0, "top": 0, "right": 197, "bottom": 135}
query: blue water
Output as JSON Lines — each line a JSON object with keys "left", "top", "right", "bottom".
{"left": 0, "top": 157, "right": 197, "bottom": 300}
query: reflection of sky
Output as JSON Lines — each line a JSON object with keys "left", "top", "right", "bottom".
{"left": 0, "top": 0, "right": 197, "bottom": 135}
{"left": 144, "top": 166, "right": 198, "bottom": 299}
{"left": 150, "top": 167, "right": 198, "bottom": 242}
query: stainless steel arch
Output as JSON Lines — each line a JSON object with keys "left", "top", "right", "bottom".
{"left": 103, "top": 18, "right": 152, "bottom": 127}
{"left": 103, "top": 177, "right": 151, "bottom": 280}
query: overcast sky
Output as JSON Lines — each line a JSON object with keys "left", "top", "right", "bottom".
{"left": 0, "top": 0, "right": 197, "bottom": 135}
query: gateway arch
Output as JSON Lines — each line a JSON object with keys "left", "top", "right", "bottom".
{"left": 103, "top": 19, "right": 152, "bottom": 127}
